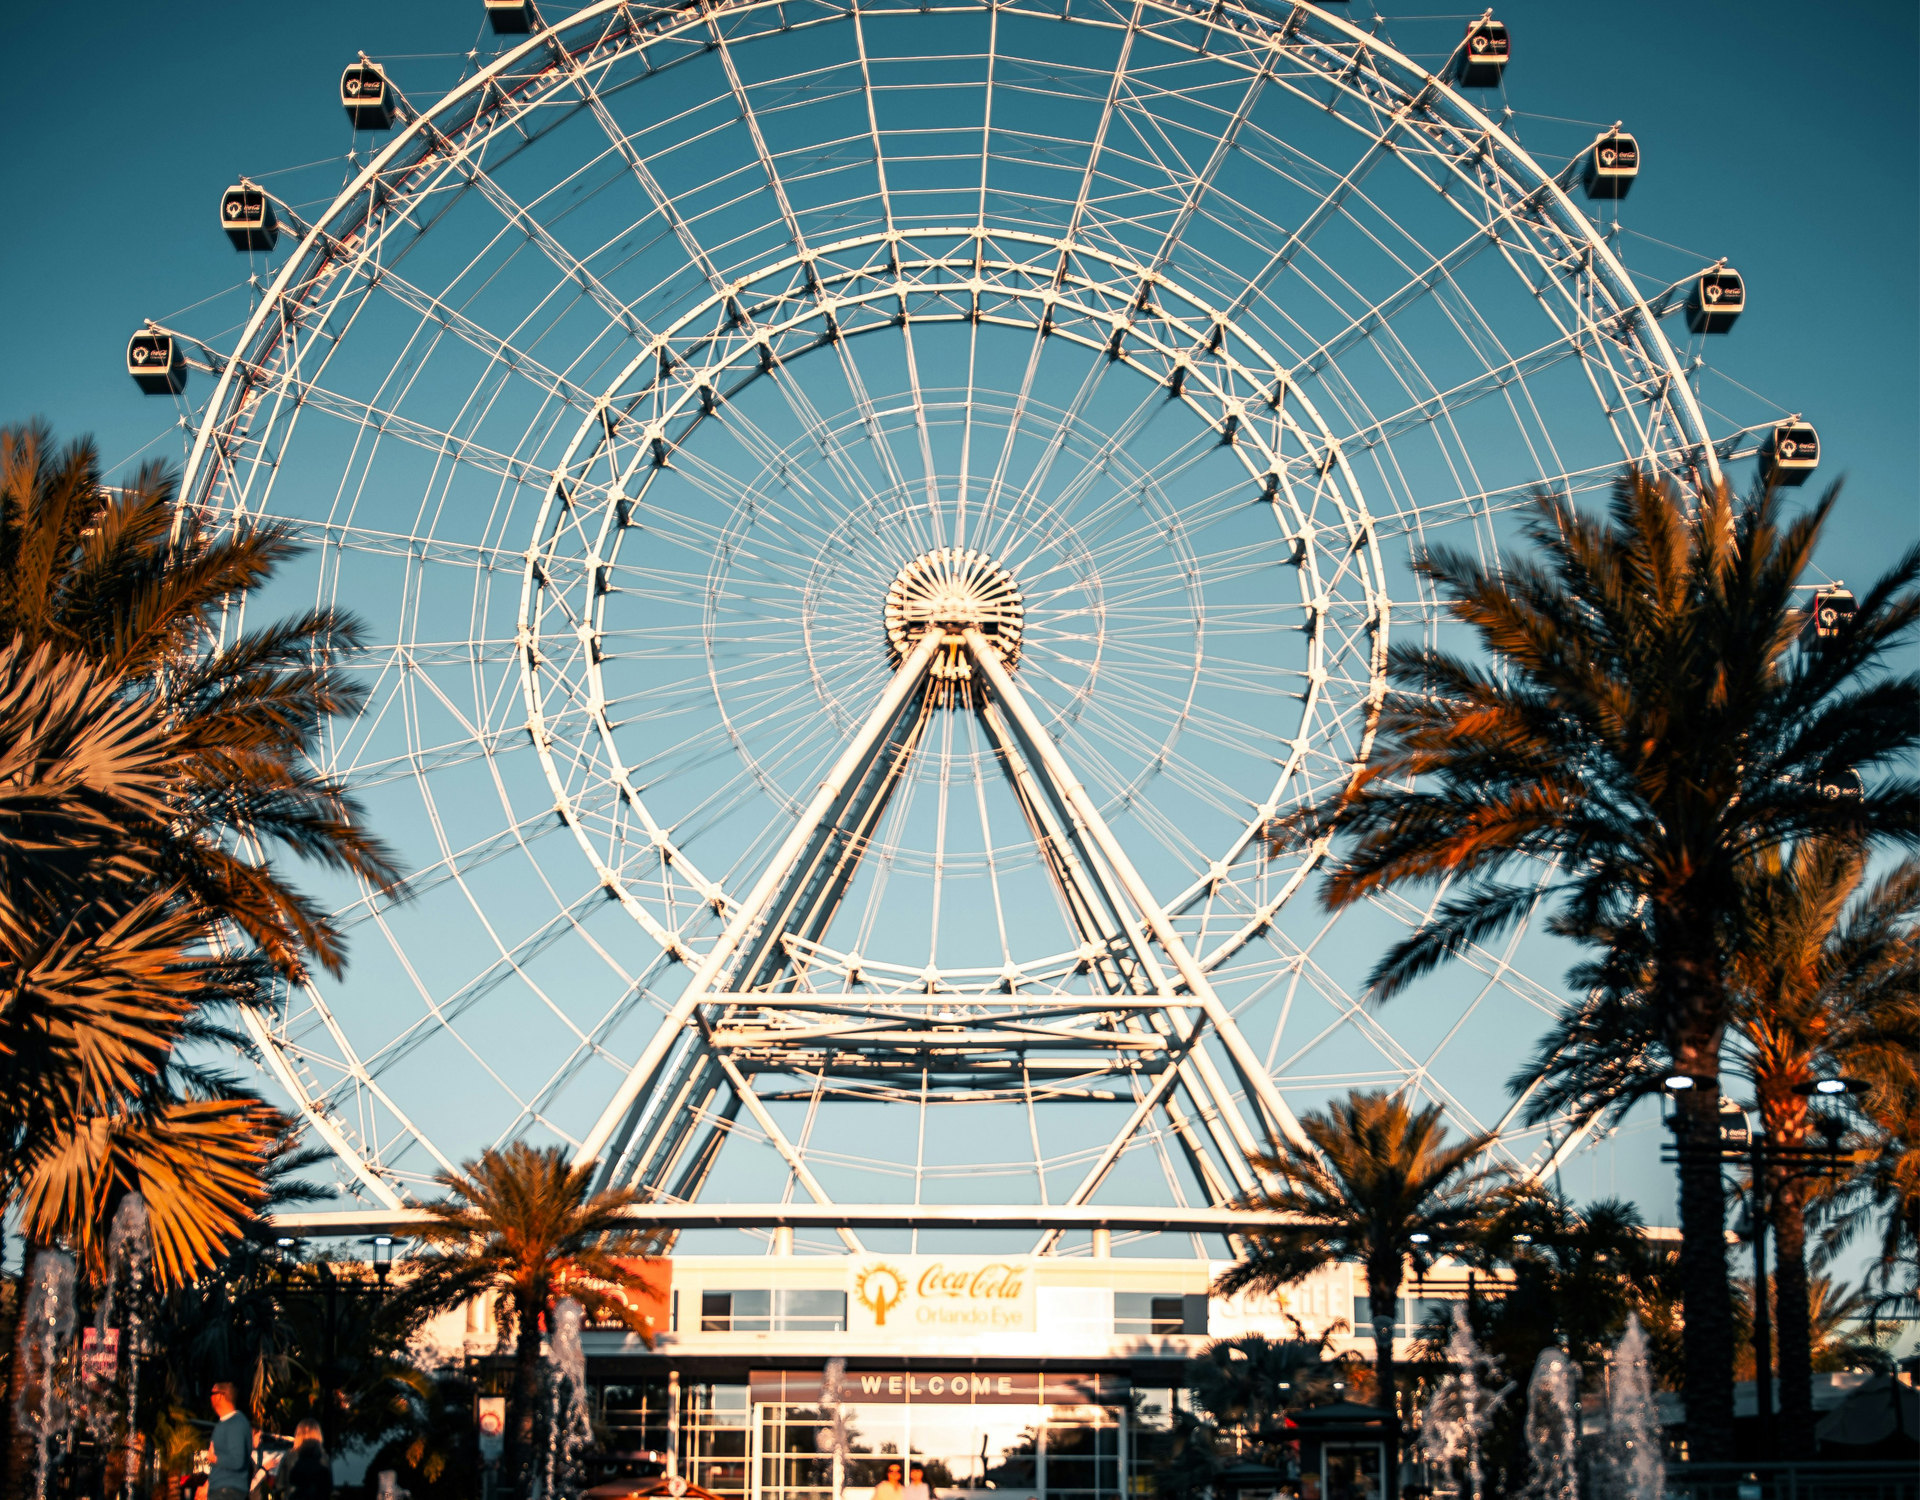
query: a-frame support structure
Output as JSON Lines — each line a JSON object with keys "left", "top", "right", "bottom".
{"left": 573, "top": 551, "right": 1306, "bottom": 1251}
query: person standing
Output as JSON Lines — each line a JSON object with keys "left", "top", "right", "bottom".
{"left": 275, "top": 1420, "right": 330, "bottom": 1500}
{"left": 204, "top": 1384, "right": 253, "bottom": 1500}
{"left": 873, "top": 1461, "right": 907, "bottom": 1500}
{"left": 906, "top": 1463, "right": 935, "bottom": 1500}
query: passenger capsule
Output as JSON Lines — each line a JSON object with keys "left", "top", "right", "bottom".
{"left": 1803, "top": 585, "right": 1856, "bottom": 642}
{"left": 1761, "top": 421, "right": 1819, "bottom": 487}
{"left": 1582, "top": 130, "right": 1638, "bottom": 200}
{"left": 1455, "top": 18, "right": 1509, "bottom": 89}
{"left": 127, "top": 332, "right": 186, "bottom": 396}
{"left": 1684, "top": 267, "right": 1745, "bottom": 334}
{"left": 1817, "top": 767, "right": 1864, "bottom": 800}
{"left": 485, "top": 0, "right": 534, "bottom": 32}
{"left": 341, "top": 62, "right": 395, "bottom": 130}
{"left": 220, "top": 184, "right": 278, "bottom": 252}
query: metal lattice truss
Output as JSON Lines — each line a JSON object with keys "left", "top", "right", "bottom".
{"left": 587, "top": 615, "right": 1319, "bottom": 1253}
{"left": 147, "top": 0, "right": 1739, "bottom": 1236}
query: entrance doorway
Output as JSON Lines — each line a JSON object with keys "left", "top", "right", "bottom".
{"left": 1318, "top": 1442, "right": 1384, "bottom": 1500}
{"left": 755, "top": 1402, "right": 1123, "bottom": 1500}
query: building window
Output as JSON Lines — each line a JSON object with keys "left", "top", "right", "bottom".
{"left": 684, "top": 1383, "right": 750, "bottom": 1500}
{"left": 596, "top": 1380, "right": 672, "bottom": 1455}
{"left": 700, "top": 1289, "right": 848, "bottom": 1332}
{"left": 1350, "top": 1295, "right": 1453, "bottom": 1337}
{"left": 1114, "top": 1293, "right": 1190, "bottom": 1336}
{"left": 703, "top": 1290, "right": 770, "bottom": 1332}
{"left": 775, "top": 1288, "right": 847, "bottom": 1331}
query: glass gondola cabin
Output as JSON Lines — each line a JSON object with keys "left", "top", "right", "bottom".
{"left": 341, "top": 63, "right": 394, "bottom": 130}
{"left": 485, "top": 0, "right": 534, "bottom": 32}
{"left": 1582, "top": 131, "right": 1639, "bottom": 200}
{"left": 1454, "top": 19, "right": 1509, "bottom": 89}
{"left": 1684, "top": 268, "right": 1745, "bottom": 334}
{"left": 1761, "top": 421, "right": 1819, "bottom": 487}
{"left": 220, "top": 185, "right": 278, "bottom": 252}
{"left": 127, "top": 332, "right": 186, "bottom": 395}
{"left": 1803, "top": 585, "right": 1856, "bottom": 643}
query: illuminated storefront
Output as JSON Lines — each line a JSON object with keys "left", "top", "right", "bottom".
{"left": 572, "top": 1253, "right": 1435, "bottom": 1500}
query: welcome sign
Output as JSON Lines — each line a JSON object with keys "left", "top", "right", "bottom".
{"left": 750, "top": 1370, "right": 1128, "bottom": 1406}
{"left": 846, "top": 1256, "right": 1037, "bottom": 1335}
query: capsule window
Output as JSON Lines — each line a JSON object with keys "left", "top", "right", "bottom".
{"left": 1582, "top": 131, "right": 1639, "bottom": 201}
{"left": 1761, "top": 422, "right": 1819, "bottom": 487}
{"left": 1684, "top": 269, "right": 1745, "bottom": 334}
{"left": 1455, "top": 19, "right": 1509, "bottom": 89}
{"left": 220, "top": 186, "right": 278, "bottom": 252}
{"left": 127, "top": 333, "right": 186, "bottom": 396}
{"left": 341, "top": 63, "right": 394, "bottom": 130}
{"left": 486, "top": 0, "right": 534, "bottom": 33}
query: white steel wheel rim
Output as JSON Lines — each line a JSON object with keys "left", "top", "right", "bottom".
{"left": 170, "top": 0, "right": 1715, "bottom": 1217}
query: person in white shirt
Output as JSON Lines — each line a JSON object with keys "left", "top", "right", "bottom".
{"left": 905, "top": 1463, "right": 935, "bottom": 1500}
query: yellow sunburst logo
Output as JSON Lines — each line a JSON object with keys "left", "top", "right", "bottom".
{"left": 852, "top": 1261, "right": 908, "bottom": 1325}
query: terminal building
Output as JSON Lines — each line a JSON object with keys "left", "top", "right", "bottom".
{"left": 401, "top": 1229, "right": 1485, "bottom": 1500}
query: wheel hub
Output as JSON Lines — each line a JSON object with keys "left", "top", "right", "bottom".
{"left": 884, "top": 547, "right": 1024, "bottom": 684}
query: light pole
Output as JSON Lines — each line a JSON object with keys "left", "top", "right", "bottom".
{"left": 1660, "top": 1075, "right": 1868, "bottom": 1460}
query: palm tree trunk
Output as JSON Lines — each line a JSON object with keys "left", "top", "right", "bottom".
{"left": 1661, "top": 903, "right": 1737, "bottom": 1466}
{"left": 1670, "top": 1059, "right": 1737, "bottom": 1462}
{"left": 509, "top": 1289, "right": 546, "bottom": 1500}
{"left": 1771, "top": 1171, "right": 1816, "bottom": 1462}
{"left": 1368, "top": 1268, "right": 1400, "bottom": 1500}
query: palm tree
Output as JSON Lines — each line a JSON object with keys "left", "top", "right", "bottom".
{"left": 1727, "top": 846, "right": 1916, "bottom": 1457}
{"left": 1, "top": 421, "right": 401, "bottom": 1497}
{"left": 1514, "top": 843, "right": 1916, "bottom": 1458}
{"left": 1215, "top": 1089, "right": 1504, "bottom": 1487}
{"left": 405, "top": 1144, "right": 664, "bottom": 1498}
{"left": 1822, "top": 1064, "right": 1920, "bottom": 1330}
{"left": 1272, "top": 471, "right": 1919, "bottom": 1458}
{"left": 1469, "top": 1193, "right": 1660, "bottom": 1382}
{"left": 0, "top": 419, "right": 401, "bottom": 980}
{"left": 1187, "top": 1333, "right": 1339, "bottom": 1460}
{"left": 1738, "top": 1274, "right": 1894, "bottom": 1379}
{"left": 0, "top": 637, "right": 283, "bottom": 1497}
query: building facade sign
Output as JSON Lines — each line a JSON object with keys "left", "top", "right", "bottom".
{"left": 845, "top": 1256, "right": 1037, "bottom": 1334}
{"left": 749, "top": 1370, "right": 1127, "bottom": 1405}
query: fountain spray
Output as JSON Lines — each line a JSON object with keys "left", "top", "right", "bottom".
{"left": 15, "top": 1250, "right": 78, "bottom": 1500}
{"left": 546, "top": 1297, "right": 593, "bottom": 1498}
{"left": 1417, "top": 1303, "right": 1511, "bottom": 1500}
{"left": 1592, "top": 1314, "right": 1664, "bottom": 1500}
{"left": 1521, "top": 1348, "right": 1579, "bottom": 1500}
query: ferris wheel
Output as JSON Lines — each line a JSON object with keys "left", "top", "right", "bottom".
{"left": 133, "top": 0, "right": 1802, "bottom": 1247}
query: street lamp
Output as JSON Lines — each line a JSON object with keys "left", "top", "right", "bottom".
{"left": 1661, "top": 1078, "right": 1870, "bottom": 1455}
{"left": 1408, "top": 1233, "right": 1431, "bottom": 1244}
{"left": 371, "top": 1235, "right": 395, "bottom": 1286}
{"left": 1792, "top": 1077, "right": 1870, "bottom": 1098}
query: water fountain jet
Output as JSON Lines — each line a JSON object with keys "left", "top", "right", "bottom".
{"left": 14, "top": 1250, "right": 78, "bottom": 1500}
{"left": 1521, "top": 1347, "right": 1579, "bottom": 1499}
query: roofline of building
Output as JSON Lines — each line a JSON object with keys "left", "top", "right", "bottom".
{"left": 268, "top": 1203, "right": 1304, "bottom": 1238}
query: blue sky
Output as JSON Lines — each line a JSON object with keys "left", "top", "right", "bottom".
{"left": 5, "top": 0, "right": 1912, "bottom": 559}
{"left": 2, "top": 1, "right": 1914, "bottom": 1271}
